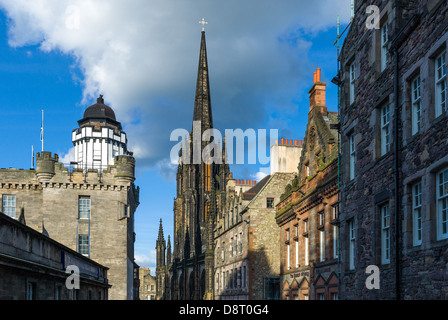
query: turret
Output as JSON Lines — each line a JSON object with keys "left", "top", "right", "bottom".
{"left": 114, "top": 155, "right": 136, "bottom": 183}
{"left": 36, "top": 152, "right": 58, "bottom": 182}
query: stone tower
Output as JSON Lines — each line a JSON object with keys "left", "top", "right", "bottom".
{"left": 171, "top": 30, "right": 229, "bottom": 300}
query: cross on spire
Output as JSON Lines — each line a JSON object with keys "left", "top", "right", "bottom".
{"left": 199, "top": 18, "right": 208, "bottom": 31}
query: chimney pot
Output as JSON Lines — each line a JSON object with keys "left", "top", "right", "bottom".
{"left": 294, "top": 140, "right": 298, "bottom": 146}
{"left": 281, "top": 138, "right": 285, "bottom": 145}
{"left": 316, "top": 68, "right": 321, "bottom": 82}
{"left": 289, "top": 139, "right": 293, "bottom": 145}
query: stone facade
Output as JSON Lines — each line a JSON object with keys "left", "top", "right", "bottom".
{"left": 0, "top": 213, "right": 109, "bottom": 300}
{"left": 0, "top": 151, "right": 139, "bottom": 300}
{"left": 276, "top": 68, "right": 339, "bottom": 300}
{"left": 214, "top": 173, "right": 295, "bottom": 300}
{"left": 139, "top": 267, "right": 157, "bottom": 300}
{"left": 338, "top": 0, "right": 448, "bottom": 299}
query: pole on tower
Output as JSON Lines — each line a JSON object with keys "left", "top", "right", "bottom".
{"left": 31, "top": 145, "right": 34, "bottom": 169}
{"left": 40, "top": 110, "right": 44, "bottom": 152}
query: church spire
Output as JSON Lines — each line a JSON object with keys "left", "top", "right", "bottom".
{"left": 193, "top": 31, "right": 213, "bottom": 132}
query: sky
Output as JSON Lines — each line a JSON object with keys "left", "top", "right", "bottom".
{"left": 0, "top": 0, "right": 350, "bottom": 275}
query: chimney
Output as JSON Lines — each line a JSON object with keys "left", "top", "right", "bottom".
{"left": 289, "top": 139, "right": 293, "bottom": 145}
{"left": 309, "top": 68, "right": 327, "bottom": 113}
{"left": 281, "top": 138, "right": 285, "bottom": 145}
{"left": 294, "top": 140, "right": 298, "bottom": 146}
{"left": 299, "top": 140, "right": 303, "bottom": 146}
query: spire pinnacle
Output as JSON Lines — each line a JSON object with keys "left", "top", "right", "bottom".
{"left": 193, "top": 30, "right": 213, "bottom": 132}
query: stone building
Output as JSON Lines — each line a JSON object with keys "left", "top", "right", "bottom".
{"left": 214, "top": 139, "right": 301, "bottom": 300}
{"left": 139, "top": 267, "right": 157, "bottom": 300}
{"left": 170, "top": 30, "right": 229, "bottom": 300}
{"left": 0, "top": 212, "right": 110, "bottom": 300}
{"left": 337, "top": 0, "right": 448, "bottom": 299}
{"left": 0, "top": 98, "right": 140, "bottom": 300}
{"left": 276, "top": 68, "right": 339, "bottom": 300}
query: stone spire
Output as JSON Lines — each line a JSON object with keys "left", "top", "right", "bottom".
{"left": 167, "top": 235, "right": 172, "bottom": 266}
{"left": 192, "top": 31, "right": 213, "bottom": 132}
{"left": 156, "top": 219, "right": 166, "bottom": 267}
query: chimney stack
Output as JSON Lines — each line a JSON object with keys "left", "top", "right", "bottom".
{"left": 309, "top": 68, "right": 327, "bottom": 113}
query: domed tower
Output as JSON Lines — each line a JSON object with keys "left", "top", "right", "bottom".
{"left": 71, "top": 95, "right": 131, "bottom": 170}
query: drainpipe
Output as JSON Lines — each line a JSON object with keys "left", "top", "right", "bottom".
{"left": 389, "top": 13, "right": 420, "bottom": 301}
{"left": 393, "top": 46, "right": 400, "bottom": 301}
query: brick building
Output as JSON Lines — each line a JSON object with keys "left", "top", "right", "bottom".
{"left": 337, "top": 0, "right": 448, "bottom": 299}
{"left": 276, "top": 68, "right": 339, "bottom": 300}
{"left": 0, "top": 98, "right": 140, "bottom": 300}
{"left": 0, "top": 212, "right": 109, "bottom": 300}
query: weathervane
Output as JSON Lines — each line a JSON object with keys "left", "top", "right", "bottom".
{"left": 199, "top": 18, "right": 208, "bottom": 31}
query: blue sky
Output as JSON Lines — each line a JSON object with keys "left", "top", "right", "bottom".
{"left": 0, "top": 0, "right": 350, "bottom": 275}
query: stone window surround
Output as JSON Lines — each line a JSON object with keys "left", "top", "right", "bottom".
{"left": 403, "top": 154, "right": 448, "bottom": 250}
{"left": 401, "top": 36, "right": 447, "bottom": 144}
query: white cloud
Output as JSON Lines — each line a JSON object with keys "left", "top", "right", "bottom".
{"left": 58, "top": 147, "right": 75, "bottom": 164}
{"left": 135, "top": 250, "right": 156, "bottom": 270}
{"left": 0, "top": 0, "right": 351, "bottom": 175}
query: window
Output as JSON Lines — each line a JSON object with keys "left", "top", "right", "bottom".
{"left": 231, "top": 237, "right": 234, "bottom": 257}
{"left": 304, "top": 294, "right": 309, "bottom": 300}
{"left": 2, "top": 195, "right": 16, "bottom": 218}
{"left": 319, "top": 211, "right": 325, "bottom": 226}
{"left": 78, "top": 234, "right": 89, "bottom": 256}
{"left": 349, "top": 219, "right": 355, "bottom": 270}
{"left": 295, "top": 237, "right": 299, "bottom": 268}
{"left": 349, "top": 133, "right": 355, "bottom": 180}
{"left": 381, "top": 205, "right": 391, "bottom": 264}
{"left": 331, "top": 292, "right": 339, "bottom": 300}
{"left": 78, "top": 196, "right": 90, "bottom": 219}
{"left": 222, "top": 242, "right": 226, "bottom": 261}
{"left": 243, "top": 266, "right": 247, "bottom": 288}
{"left": 437, "top": 168, "right": 448, "bottom": 240}
{"left": 304, "top": 236, "right": 309, "bottom": 266}
{"left": 55, "top": 286, "right": 60, "bottom": 300}
{"left": 411, "top": 75, "right": 422, "bottom": 135}
{"left": 27, "top": 282, "right": 36, "bottom": 300}
{"left": 332, "top": 205, "right": 338, "bottom": 220}
{"left": 381, "top": 104, "right": 391, "bottom": 156}
{"left": 349, "top": 61, "right": 356, "bottom": 104}
{"left": 304, "top": 219, "right": 309, "bottom": 232}
{"left": 287, "top": 243, "right": 291, "bottom": 270}
{"left": 381, "top": 22, "right": 389, "bottom": 72}
{"left": 295, "top": 224, "right": 299, "bottom": 237}
{"left": 239, "top": 232, "right": 243, "bottom": 254}
{"left": 305, "top": 164, "right": 310, "bottom": 177}
{"left": 320, "top": 230, "right": 325, "bottom": 262}
{"left": 266, "top": 198, "right": 274, "bottom": 208}
{"left": 435, "top": 51, "right": 447, "bottom": 117}
{"left": 286, "top": 229, "right": 290, "bottom": 241}
{"left": 318, "top": 293, "right": 325, "bottom": 300}
{"left": 238, "top": 268, "right": 242, "bottom": 288}
{"left": 333, "top": 225, "right": 339, "bottom": 259}
{"left": 412, "top": 182, "right": 422, "bottom": 246}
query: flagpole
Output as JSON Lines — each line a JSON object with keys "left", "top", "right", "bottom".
{"left": 41, "top": 110, "right": 44, "bottom": 152}
{"left": 31, "top": 145, "right": 34, "bottom": 169}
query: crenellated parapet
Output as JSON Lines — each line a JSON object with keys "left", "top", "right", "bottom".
{"left": 36, "top": 152, "right": 59, "bottom": 182}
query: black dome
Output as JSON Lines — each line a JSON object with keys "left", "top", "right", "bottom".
{"left": 83, "top": 95, "right": 116, "bottom": 121}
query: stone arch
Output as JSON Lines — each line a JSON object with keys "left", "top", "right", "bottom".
{"left": 188, "top": 270, "right": 195, "bottom": 300}
{"left": 200, "top": 269, "right": 206, "bottom": 300}
{"left": 282, "top": 281, "right": 291, "bottom": 300}
{"left": 298, "top": 277, "right": 310, "bottom": 300}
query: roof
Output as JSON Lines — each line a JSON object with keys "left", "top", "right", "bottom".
{"left": 242, "top": 174, "right": 271, "bottom": 201}
{"left": 82, "top": 95, "right": 117, "bottom": 122}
